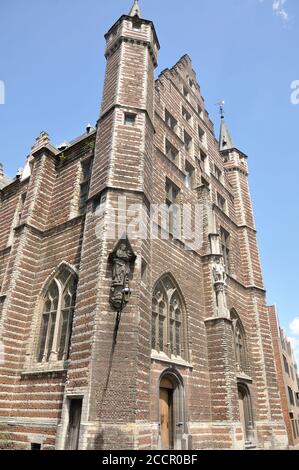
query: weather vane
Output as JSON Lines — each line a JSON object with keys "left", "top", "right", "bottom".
{"left": 217, "top": 100, "right": 225, "bottom": 119}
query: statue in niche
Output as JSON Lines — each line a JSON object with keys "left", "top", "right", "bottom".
{"left": 109, "top": 238, "right": 136, "bottom": 311}
{"left": 112, "top": 243, "right": 132, "bottom": 286}
{"left": 212, "top": 257, "right": 227, "bottom": 284}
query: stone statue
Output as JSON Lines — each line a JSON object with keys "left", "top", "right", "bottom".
{"left": 109, "top": 238, "right": 136, "bottom": 311}
{"left": 212, "top": 257, "right": 229, "bottom": 318}
{"left": 112, "top": 243, "right": 132, "bottom": 286}
{"left": 212, "top": 257, "right": 227, "bottom": 284}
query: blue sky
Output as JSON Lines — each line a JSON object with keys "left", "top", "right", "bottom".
{"left": 0, "top": 0, "right": 299, "bottom": 359}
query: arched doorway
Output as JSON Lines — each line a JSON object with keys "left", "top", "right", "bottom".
{"left": 159, "top": 371, "right": 185, "bottom": 450}
{"left": 238, "top": 384, "right": 254, "bottom": 445}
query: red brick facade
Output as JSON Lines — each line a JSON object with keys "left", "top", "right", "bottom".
{"left": 267, "top": 305, "right": 299, "bottom": 447}
{"left": 0, "top": 4, "right": 288, "bottom": 450}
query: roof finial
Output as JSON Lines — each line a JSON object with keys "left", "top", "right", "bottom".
{"left": 129, "top": 0, "right": 142, "bottom": 18}
{"left": 218, "top": 100, "right": 225, "bottom": 119}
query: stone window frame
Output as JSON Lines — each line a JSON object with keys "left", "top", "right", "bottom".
{"left": 288, "top": 386, "right": 295, "bottom": 407}
{"left": 151, "top": 274, "right": 188, "bottom": 362}
{"left": 230, "top": 309, "right": 250, "bottom": 375}
{"left": 165, "top": 178, "right": 181, "bottom": 238}
{"left": 181, "top": 105, "right": 192, "bottom": 123}
{"left": 165, "top": 138, "right": 179, "bottom": 165}
{"left": 198, "top": 149, "right": 210, "bottom": 176}
{"left": 165, "top": 108, "right": 178, "bottom": 132}
{"left": 198, "top": 125, "right": 207, "bottom": 148}
{"left": 23, "top": 262, "right": 78, "bottom": 373}
{"left": 183, "top": 130, "right": 193, "bottom": 155}
{"left": 214, "top": 164, "right": 223, "bottom": 182}
{"left": 182, "top": 85, "right": 189, "bottom": 100}
{"left": 220, "top": 227, "right": 231, "bottom": 274}
{"left": 283, "top": 354, "right": 290, "bottom": 376}
{"left": 216, "top": 192, "right": 227, "bottom": 214}
{"left": 124, "top": 112, "right": 137, "bottom": 126}
{"left": 79, "top": 158, "right": 92, "bottom": 215}
{"left": 184, "top": 160, "right": 195, "bottom": 189}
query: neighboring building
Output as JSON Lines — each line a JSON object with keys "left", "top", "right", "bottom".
{"left": 268, "top": 305, "right": 299, "bottom": 447}
{"left": 0, "top": 163, "right": 12, "bottom": 190}
{"left": 0, "top": 1, "right": 288, "bottom": 450}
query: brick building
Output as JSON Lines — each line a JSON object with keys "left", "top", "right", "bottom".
{"left": 0, "top": 1, "right": 288, "bottom": 450}
{"left": 267, "top": 305, "right": 299, "bottom": 447}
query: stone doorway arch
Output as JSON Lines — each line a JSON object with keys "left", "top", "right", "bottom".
{"left": 158, "top": 369, "right": 186, "bottom": 450}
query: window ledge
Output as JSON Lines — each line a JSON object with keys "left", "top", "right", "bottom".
{"left": 236, "top": 372, "right": 252, "bottom": 383}
{"left": 22, "top": 361, "right": 69, "bottom": 376}
{"left": 151, "top": 351, "right": 193, "bottom": 369}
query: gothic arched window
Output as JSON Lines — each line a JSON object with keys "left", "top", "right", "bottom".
{"left": 152, "top": 275, "right": 187, "bottom": 360}
{"left": 37, "top": 266, "right": 78, "bottom": 363}
{"left": 231, "top": 310, "right": 248, "bottom": 374}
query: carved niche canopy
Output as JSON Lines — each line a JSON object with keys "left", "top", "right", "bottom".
{"left": 108, "top": 237, "right": 136, "bottom": 311}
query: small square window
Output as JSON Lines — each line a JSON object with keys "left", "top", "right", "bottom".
{"left": 165, "top": 139, "right": 179, "bottom": 164}
{"left": 199, "top": 150, "right": 209, "bottom": 174}
{"left": 132, "top": 20, "right": 141, "bottom": 31}
{"left": 214, "top": 164, "right": 222, "bottom": 181}
{"left": 183, "top": 86, "right": 189, "bottom": 99}
{"left": 124, "top": 113, "right": 136, "bottom": 126}
{"left": 198, "top": 126, "right": 206, "bottom": 144}
{"left": 217, "top": 193, "right": 226, "bottom": 212}
{"left": 182, "top": 106, "right": 191, "bottom": 122}
{"left": 197, "top": 104, "right": 204, "bottom": 117}
{"left": 185, "top": 161, "right": 195, "bottom": 189}
{"left": 184, "top": 130, "right": 192, "bottom": 154}
{"left": 31, "top": 443, "right": 41, "bottom": 450}
{"left": 166, "top": 178, "right": 180, "bottom": 205}
{"left": 165, "top": 109, "right": 177, "bottom": 131}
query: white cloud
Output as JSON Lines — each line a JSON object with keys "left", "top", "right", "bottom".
{"left": 272, "top": 0, "right": 289, "bottom": 21}
{"left": 290, "top": 317, "right": 299, "bottom": 335}
{"left": 259, "top": 0, "right": 290, "bottom": 22}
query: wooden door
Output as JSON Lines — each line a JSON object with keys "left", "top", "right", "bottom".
{"left": 238, "top": 390, "right": 246, "bottom": 439}
{"left": 160, "top": 377, "right": 174, "bottom": 449}
{"left": 65, "top": 399, "right": 82, "bottom": 450}
{"left": 160, "top": 387, "right": 170, "bottom": 449}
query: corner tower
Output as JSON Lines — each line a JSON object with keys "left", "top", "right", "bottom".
{"left": 56, "top": 2, "right": 160, "bottom": 450}
{"left": 90, "top": 0, "right": 159, "bottom": 199}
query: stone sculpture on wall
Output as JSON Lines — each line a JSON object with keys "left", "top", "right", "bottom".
{"left": 109, "top": 237, "right": 136, "bottom": 311}
{"left": 212, "top": 256, "right": 229, "bottom": 318}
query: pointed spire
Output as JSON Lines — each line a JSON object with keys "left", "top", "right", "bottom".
{"left": 219, "top": 119, "right": 234, "bottom": 151}
{"left": 129, "top": 0, "right": 142, "bottom": 18}
{"left": 218, "top": 102, "right": 234, "bottom": 151}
